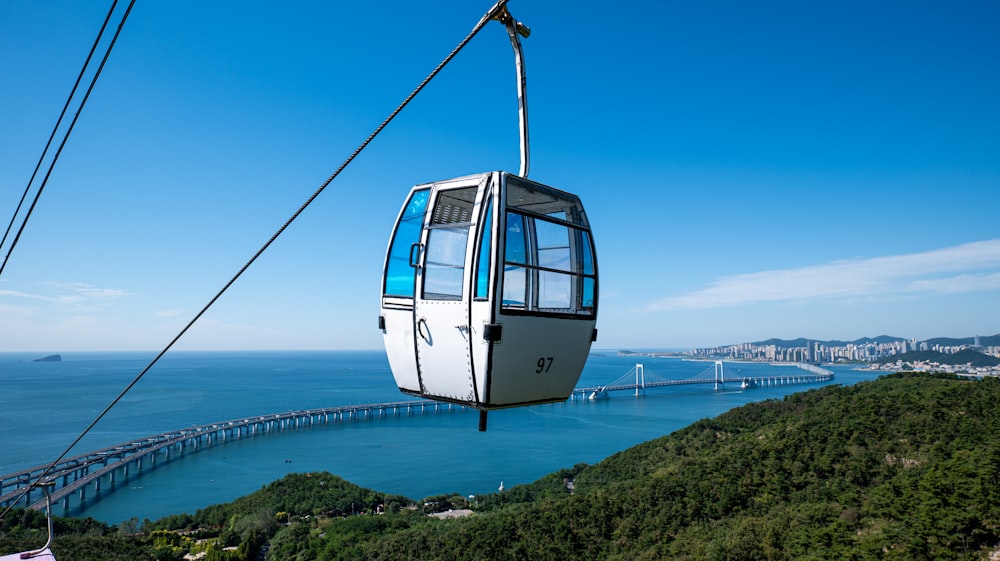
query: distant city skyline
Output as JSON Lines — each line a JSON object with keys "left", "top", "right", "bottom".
{"left": 680, "top": 332, "right": 1000, "bottom": 364}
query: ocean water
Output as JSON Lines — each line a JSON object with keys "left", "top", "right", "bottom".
{"left": 0, "top": 350, "right": 879, "bottom": 524}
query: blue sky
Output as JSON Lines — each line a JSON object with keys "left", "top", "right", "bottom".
{"left": 1, "top": 1, "right": 998, "bottom": 352}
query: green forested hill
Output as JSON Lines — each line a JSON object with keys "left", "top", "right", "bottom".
{"left": 355, "top": 373, "right": 1000, "bottom": 561}
{"left": 3, "top": 373, "right": 999, "bottom": 561}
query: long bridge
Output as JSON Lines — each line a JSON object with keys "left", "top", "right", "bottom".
{"left": 1, "top": 362, "right": 832, "bottom": 514}
{"left": 572, "top": 361, "right": 834, "bottom": 399}
{"left": 0, "top": 400, "right": 462, "bottom": 513}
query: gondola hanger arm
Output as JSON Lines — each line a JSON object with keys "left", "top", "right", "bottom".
{"left": 493, "top": 5, "right": 531, "bottom": 178}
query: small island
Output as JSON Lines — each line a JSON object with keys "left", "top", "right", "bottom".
{"left": 33, "top": 354, "right": 62, "bottom": 362}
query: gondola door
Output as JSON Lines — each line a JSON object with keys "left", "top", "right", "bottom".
{"left": 411, "top": 180, "right": 486, "bottom": 404}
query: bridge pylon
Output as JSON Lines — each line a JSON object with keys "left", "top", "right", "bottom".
{"left": 635, "top": 364, "right": 645, "bottom": 396}
{"left": 714, "top": 361, "right": 724, "bottom": 390}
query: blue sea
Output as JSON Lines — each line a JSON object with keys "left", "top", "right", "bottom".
{"left": 0, "top": 350, "right": 880, "bottom": 524}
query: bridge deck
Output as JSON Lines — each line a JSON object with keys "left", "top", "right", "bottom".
{"left": 1, "top": 399, "right": 456, "bottom": 509}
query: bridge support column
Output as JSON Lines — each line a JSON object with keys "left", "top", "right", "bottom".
{"left": 635, "top": 364, "right": 645, "bottom": 397}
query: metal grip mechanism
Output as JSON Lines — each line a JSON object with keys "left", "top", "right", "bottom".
{"left": 494, "top": 5, "right": 530, "bottom": 38}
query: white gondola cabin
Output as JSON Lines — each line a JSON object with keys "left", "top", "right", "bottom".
{"left": 379, "top": 171, "right": 598, "bottom": 429}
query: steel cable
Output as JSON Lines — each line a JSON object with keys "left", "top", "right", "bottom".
{"left": 0, "top": 0, "right": 136, "bottom": 279}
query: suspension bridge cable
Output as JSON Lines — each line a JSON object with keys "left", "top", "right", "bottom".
{"left": 0, "top": 0, "right": 136, "bottom": 279}
{"left": 1, "top": 0, "right": 511, "bottom": 518}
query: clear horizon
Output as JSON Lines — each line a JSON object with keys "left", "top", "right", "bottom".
{"left": 5, "top": 330, "right": 997, "bottom": 356}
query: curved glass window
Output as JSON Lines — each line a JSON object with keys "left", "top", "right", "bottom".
{"left": 383, "top": 189, "right": 429, "bottom": 298}
{"left": 474, "top": 197, "right": 494, "bottom": 299}
{"left": 501, "top": 179, "right": 597, "bottom": 317}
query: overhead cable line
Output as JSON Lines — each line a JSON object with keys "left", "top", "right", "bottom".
{"left": 1, "top": 0, "right": 512, "bottom": 519}
{"left": 0, "top": 0, "right": 136, "bottom": 279}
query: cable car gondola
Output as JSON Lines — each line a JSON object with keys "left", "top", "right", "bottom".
{"left": 379, "top": 7, "right": 599, "bottom": 431}
{"left": 379, "top": 171, "right": 597, "bottom": 430}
